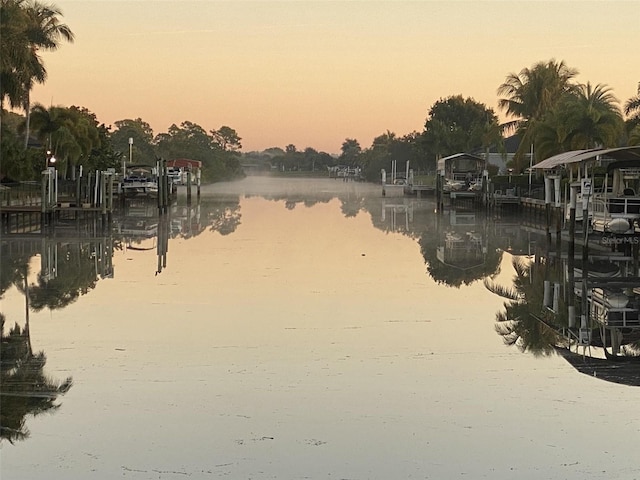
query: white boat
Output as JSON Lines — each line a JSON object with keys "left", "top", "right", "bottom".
{"left": 121, "top": 166, "right": 159, "bottom": 198}
{"left": 589, "top": 288, "right": 640, "bottom": 328}
{"left": 590, "top": 160, "right": 640, "bottom": 234}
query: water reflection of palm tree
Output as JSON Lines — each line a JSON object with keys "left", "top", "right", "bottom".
{"left": 484, "top": 257, "right": 567, "bottom": 356}
{"left": 0, "top": 314, "right": 72, "bottom": 443}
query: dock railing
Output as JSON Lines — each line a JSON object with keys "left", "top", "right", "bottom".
{"left": 0, "top": 181, "right": 42, "bottom": 207}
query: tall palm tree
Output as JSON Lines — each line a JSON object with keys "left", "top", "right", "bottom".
{"left": 561, "top": 82, "right": 624, "bottom": 149}
{"left": 1, "top": 318, "right": 73, "bottom": 443}
{"left": 25, "top": 102, "right": 63, "bottom": 148}
{"left": 533, "top": 82, "right": 624, "bottom": 156}
{"left": 624, "top": 82, "right": 640, "bottom": 120}
{"left": 497, "top": 59, "right": 579, "bottom": 167}
{"left": 484, "top": 257, "right": 567, "bottom": 356}
{"left": 0, "top": 0, "right": 30, "bottom": 111}
{"left": 18, "top": 1, "right": 74, "bottom": 148}
{"left": 625, "top": 82, "right": 640, "bottom": 146}
{"left": 27, "top": 104, "right": 99, "bottom": 177}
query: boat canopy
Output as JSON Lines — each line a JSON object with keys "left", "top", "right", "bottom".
{"left": 167, "top": 158, "right": 202, "bottom": 170}
{"left": 436, "top": 153, "right": 484, "bottom": 173}
{"left": 532, "top": 146, "right": 640, "bottom": 171}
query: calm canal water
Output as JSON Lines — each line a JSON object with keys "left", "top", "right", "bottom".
{"left": 2, "top": 176, "right": 639, "bottom": 479}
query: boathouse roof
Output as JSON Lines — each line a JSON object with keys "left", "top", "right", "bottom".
{"left": 167, "top": 158, "right": 202, "bottom": 169}
{"left": 532, "top": 146, "right": 640, "bottom": 170}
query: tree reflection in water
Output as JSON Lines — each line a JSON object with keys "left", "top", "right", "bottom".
{"left": 0, "top": 249, "right": 74, "bottom": 443}
{"left": 28, "top": 243, "right": 99, "bottom": 311}
{"left": 419, "top": 211, "right": 503, "bottom": 288}
{"left": 1, "top": 314, "right": 72, "bottom": 444}
{"left": 484, "top": 256, "right": 568, "bottom": 356}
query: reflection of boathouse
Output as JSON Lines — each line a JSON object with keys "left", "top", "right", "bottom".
{"left": 436, "top": 230, "right": 485, "bottom": 270}
{"left": 114, "top": 199, "right": 158, "bottom": 238}
{"left": 436, "top": 210, "right": 486, "bottom": 271}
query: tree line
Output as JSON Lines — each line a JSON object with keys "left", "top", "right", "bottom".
{"left": 2, "top": 1, "right": 640, "bottom": 184}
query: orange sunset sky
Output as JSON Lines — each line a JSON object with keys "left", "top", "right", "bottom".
{"left": 30, "top": 0, "right": 640, "bottom": 154}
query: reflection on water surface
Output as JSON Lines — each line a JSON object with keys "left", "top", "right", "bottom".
{"left": 2, "top": 177, "right": 639, "bottom": 479}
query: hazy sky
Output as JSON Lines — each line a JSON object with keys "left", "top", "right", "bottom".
{"left": 30, "top": 1, "right": 640, "bottom": 154}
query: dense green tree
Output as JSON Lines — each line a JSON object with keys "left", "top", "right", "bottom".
{"left": 155, "top": 121, "right": 243, "bottom": 182}
{"left": 110, "top": 118, "right": 156, "bottom": 166}
{"left": 397, "top": 131, "right": 429, "bottom": 172}
{"left": 0, "top": 115, "right": 34, "bottom": 180}
{"left": 263, "top": 147, "right": 285, "bottom": 157}
{"left": 422, "top": 95, "right": 501, "bottom": 162}
{"left": 339, "top": 138, "right": 361, "bottom": 166}
{"left": 359, "top": 131, "right": 396, "bottom": 182}
{"left": 630, "top": 127, "right": 640, "bottom": 146}
{"left": 70, "top": 106, "right": 120, "bottom": 172}
{"left": 210, "top": 126, "right": 242, "bottom": 152}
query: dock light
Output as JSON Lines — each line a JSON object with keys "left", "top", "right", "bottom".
{"left": 46, "top": 150, "right": 56, "bottom": 167}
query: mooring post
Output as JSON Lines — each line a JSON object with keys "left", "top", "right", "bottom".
{"left": 186, "top": 169, "right": 192, "bottom": 205}
{"left": 554, "top": 175, "right": 562, "bottom": 250}
{"left": 580, "top": 182, "right": 590, "bottom": 344}
{"left": 106, "top": 169, "right": 114, "bottom": 223}
{"left": 544, "top": 175, "right": 552, "bottom": 243}
{"left": 162, "top": 159, "right": 171, "bottom": 213}
{"left": 101, "top": 171, "right": 108, "bottom": 230}
{"left": 567, "top": 184, "right": 577, "bottom": 328}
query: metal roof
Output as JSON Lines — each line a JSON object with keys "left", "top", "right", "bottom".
{"left": 532, "top": 146, "right": 640, "bottom": 170}
{"left": 438, "top": 152, "right": 484, "bottom": 162}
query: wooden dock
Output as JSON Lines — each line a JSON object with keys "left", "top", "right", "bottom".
{"left": 408, "top": 184, "right": 435, "bottom": 197}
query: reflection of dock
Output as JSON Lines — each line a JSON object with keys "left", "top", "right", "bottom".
{"left": 1, "top": 233, "right": 115, "bottom": 280}
{"left": 381, "top": 199, "right": 413, "bottom": 231}
{"left": 491, "top": 187, "right": 521, "bottom": 207}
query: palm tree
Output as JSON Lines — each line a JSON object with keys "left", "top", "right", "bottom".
{"left": 1, "top": 318, "right": 73, "bottom": 443}
{"left": 0, "top": 0, "right": 31, "bottom": 111}
{"left": 624, "top": 82, "right": 640, "bottom": 146}
{"left": 497, "top": 59, "right": 579, "bottom": 167}
{"left": 566, "top": 82, "right": 623, "bottom": 148}
{"left": 25, "top": 102, "right": 63, "bottom": 148}
{"left": 27, "top": 104, "right": 99, "bottom": 177}
{"left": 484, "top": 257, "right": 567, "bottom": 356}
{"left": 21, "top": 1, "right": 74, "bottom": 147}
{"left": 624, "top": 82, "right": 640, "bottom": 120}
{"left": 534, "top": 82, "right": 624, "bottom": 154}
